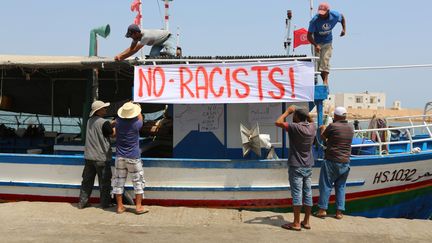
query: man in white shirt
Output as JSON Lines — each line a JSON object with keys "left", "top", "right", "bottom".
{"left": 115, "top": 24, "right": 175, "bottom": 60}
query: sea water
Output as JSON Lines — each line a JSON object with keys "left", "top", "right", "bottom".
{"left": 0, "top": 110, "right": 164, "bottom": 134}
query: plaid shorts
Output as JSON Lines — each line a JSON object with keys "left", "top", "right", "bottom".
{"left": 111, "top": 157, "right": 145, "bottom": 195}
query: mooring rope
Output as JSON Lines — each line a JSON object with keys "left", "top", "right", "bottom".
{"left": 332, "top": 64, "right": 432, "bottom": 71}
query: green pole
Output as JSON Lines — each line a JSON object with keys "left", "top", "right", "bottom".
{"left": 81, "top": 24, "right": 111, "bottom": 140}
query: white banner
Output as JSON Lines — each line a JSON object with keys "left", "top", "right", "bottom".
{"left": 133, "top": 61, "right": 314, "bottom": 104}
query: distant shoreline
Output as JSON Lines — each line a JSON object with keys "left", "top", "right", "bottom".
{"left": 313, "top": 108, "right": 428, "bottom": 121}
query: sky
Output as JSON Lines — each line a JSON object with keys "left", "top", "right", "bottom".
{"left": 1, "top": 0, "right": 431, "bottom": 108}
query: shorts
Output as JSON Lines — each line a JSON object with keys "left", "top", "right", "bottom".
{"left": 111, "top": 157, "right": 145, "bottom": 195}
{"left": 316, "top": 43, "right": 333, "bottom": 73}
{"left": 288, "top": 166, "right": 313, "bottom": 206}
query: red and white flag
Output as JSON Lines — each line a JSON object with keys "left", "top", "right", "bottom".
{"left": 130, "top": 0, "right": 142, "bottom": 26}
{"left": 134, "top": 13, "right": 142, "bottom": 25}
{"left": 293, "top": 28, "right": 310, "bottom": 48}
{"left": 131, "top": 0, "right": 140, "bottom": 12}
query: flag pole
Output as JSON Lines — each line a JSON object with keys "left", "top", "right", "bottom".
{"left": 139, "top": 0, "right": 144, "bottom": 59}
{"left": 140, "top": 0, "right": 143, "bottom": 27}
{"left": 176, "top": 25, "right": 180, "bottom": 48}
{"left": 284, "top": 10, "right": 292, "bottom": 56}
{"left": 292, "top": 24, "right": 297, "bottom": 55}
{"left": 164, "top": 0, "right": 170, "bottom": 31}
{"left": 309, "top": 0, "right": 314, "bottom": 56}
{"left": 309, "top": 0, "right": 319, "bottom": 85}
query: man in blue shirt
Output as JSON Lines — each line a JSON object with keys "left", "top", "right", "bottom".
{"left": 307, "top": 2, "right": 346, "bottom": 86}
{"left": 112, "top": 102, "right": 148, "bottom": 215}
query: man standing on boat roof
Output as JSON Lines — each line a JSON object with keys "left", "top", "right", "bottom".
{"left": 275, "top": 106, "right": 316, "bottom": 231}
{"left": 111, "top": 102, "right": 148, "bottom": 215}
{"left": 115, "top": 24, "right": 176, "bottom": 60}
{"left": 78, "top": 100, "right": 116, "bottom": 209}
{"left": 315, "top": 106, "right": 354, "bottom": 220}
{"left": 307, "top": 2, "right": 346, "bottom": 86}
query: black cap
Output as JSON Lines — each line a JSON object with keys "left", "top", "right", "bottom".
{"left": 125, "top": 24, "right": 140, "bottom": 38}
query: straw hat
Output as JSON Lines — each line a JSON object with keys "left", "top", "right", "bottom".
{"left": 90, "top": 100, "right": 110, "bottom": 117}
{"left": 117, "top": 102, "right": 141, "bottom": 119}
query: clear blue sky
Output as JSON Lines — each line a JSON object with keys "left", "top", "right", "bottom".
{"left": 1, "top": 0, "right": 431, "bottom": 108}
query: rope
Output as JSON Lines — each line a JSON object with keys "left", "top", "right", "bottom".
{"left": 155, "top": 0, "right": 164, "bottom": 27}
{"left": 332, "top": 64, "right": 432, "bottom": 71}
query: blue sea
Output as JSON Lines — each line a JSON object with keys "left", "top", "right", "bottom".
{"left": 0, "top": 110, "right": 164, "bottom": 134}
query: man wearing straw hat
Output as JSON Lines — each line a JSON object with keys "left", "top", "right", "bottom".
{"left": 112, "top": 102, "right": 148, "bottom": 215}
{"left": 78, "top": 100, "right": 115, "bottom": 209}
{"left": 307, "top": 2, "right": 346, "bottom": 86}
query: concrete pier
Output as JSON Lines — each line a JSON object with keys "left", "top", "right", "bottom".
{"left": 0, "top": 202, "right": 431, "bottom": 243}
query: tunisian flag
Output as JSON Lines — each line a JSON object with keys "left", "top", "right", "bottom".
{"left": 293, "top": 28, "right": 310, "bottom": 48}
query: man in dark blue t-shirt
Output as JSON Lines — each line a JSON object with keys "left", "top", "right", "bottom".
{"left": 307, "top": 2, "right": 346, "bottom": 86}
{"left": 112, "top": 102, "right": 149, "bottom": 215}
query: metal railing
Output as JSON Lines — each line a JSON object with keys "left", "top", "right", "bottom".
{"left": 0, "top": 112, "right": 81, "bottom": 133}
{"left": 352, "top": 114, "right": 432, "bottom": 156}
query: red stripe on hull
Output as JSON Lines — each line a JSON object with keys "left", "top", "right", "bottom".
{"left": 1, "top": 179, "right": 431, "bottom": 208}
{"left": 346, "top": 178, "right": 432, "bottom": 201}
{"left": 0, "top": 194, "right": 99, "bottom": 204}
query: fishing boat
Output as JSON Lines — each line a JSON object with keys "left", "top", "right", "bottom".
{"left": 1, "top": 54, "right": 432, "bottom": 219}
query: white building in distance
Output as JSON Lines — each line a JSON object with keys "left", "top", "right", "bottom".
{"left": 324, "top": 91, "right": 386, "bottom": 111}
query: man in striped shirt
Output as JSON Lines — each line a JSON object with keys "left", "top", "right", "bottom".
{"left": 316, "top": 106, "right": 354, "bottom": 220}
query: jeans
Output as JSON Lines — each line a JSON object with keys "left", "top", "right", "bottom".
{"left": 288, "top": 166, "right": 313, "bottom": 206}
{"left": 79, "top": 160, "right": 112, "bottom": 208}
{"left": 318, "top": 160, "right": 350, "bottom": 211}
{"left": 149, "top": 34, "right": 176, "bottom": 56}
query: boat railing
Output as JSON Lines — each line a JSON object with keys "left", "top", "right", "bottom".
{"left": 0, "top": 112, "right": 81, "bottom": 133}
{"left": 137, "top": 56, "right": 320, "bottom": 65}
{"left": 352, "top": 119, "right": 432, "bottom": 156}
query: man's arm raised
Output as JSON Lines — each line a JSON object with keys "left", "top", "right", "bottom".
{"left": 115, "top": 41, "right": 144, "bottom": 61}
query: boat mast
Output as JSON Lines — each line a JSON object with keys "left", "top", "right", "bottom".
{"left": 284, "top": 10, "right": 293, "bottom": 56}
{"left": 140, "top": 0, "right": 143, "bottom": 27}
{"left": 163, "top": 0, "right": 171, "bottom": 31}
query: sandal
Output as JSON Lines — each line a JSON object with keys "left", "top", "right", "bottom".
{"left": 313, "top": 211, "right": 327, "bottom": 219}
{"left": 117, "top": 207, "right": 126, "bottom": 214}
{"left": 281, "top": 223, "right": 301, "bottom": 231}
{"left": 335, "top": 213, "right": 343, "bottom": 220}
{"left": 301, "top": 221, "right": 311, "bottom": 230}
{"left": 135, "top": 208, "right": 149, "bottom": 215}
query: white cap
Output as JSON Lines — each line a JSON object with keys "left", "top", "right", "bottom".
{"left": 334, "top": 106, "right": 347, "bottom": 116}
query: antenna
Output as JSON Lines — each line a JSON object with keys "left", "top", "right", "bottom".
{"left": 240, "top": 123, "right": 279, "bottom": 159}
{"left": 284, "top": 10, "right": 293, "bottom": 56}
{"left": 176, "top": 25, "right": 180, "bottom": 48}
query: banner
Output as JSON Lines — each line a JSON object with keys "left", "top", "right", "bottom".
{"left": 133, "top": 61, "right": 314, "bottom": 104}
